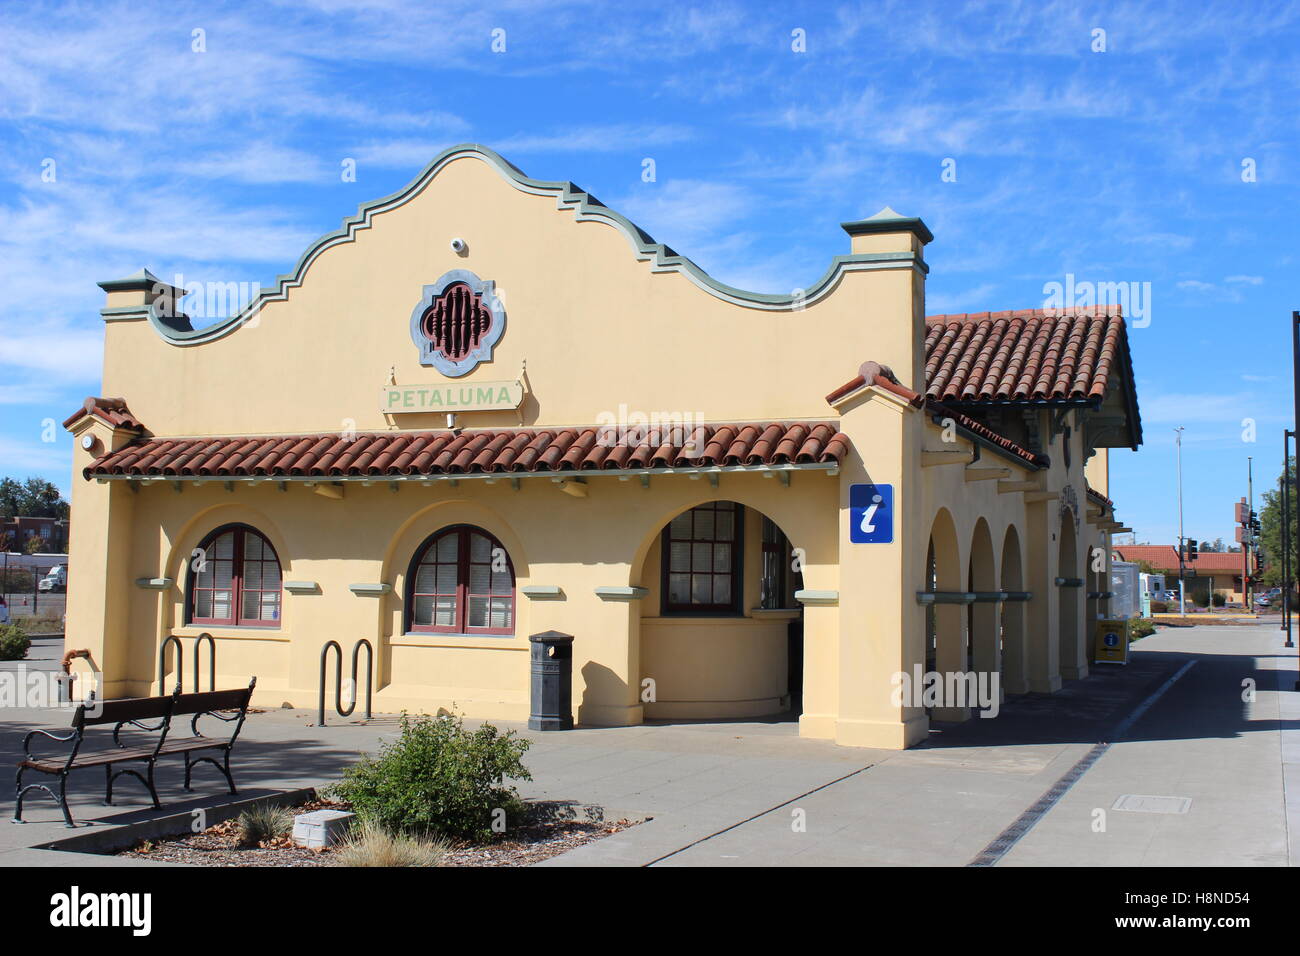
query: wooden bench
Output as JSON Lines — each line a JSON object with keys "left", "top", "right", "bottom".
{"left": 13, "top": 678, "right": 256, "bottom": 827}
{"left": 157, "top": 680, "right": 258, "bottom": 796}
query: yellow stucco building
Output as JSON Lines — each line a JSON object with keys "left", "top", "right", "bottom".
{"left": 63, "top": 144, "right": 1140, "bottom": 749}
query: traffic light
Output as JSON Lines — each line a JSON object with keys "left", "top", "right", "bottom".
{"left": 1186, "top": 538, "right": 1198, "bottom": 560}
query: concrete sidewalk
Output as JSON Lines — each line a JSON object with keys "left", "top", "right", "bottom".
{"left": 0, "top": 621, "right": 1294, "bottom": 866}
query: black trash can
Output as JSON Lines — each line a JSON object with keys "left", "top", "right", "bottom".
{"left": 528, "top": 631, "right": 574, "bottom": 731}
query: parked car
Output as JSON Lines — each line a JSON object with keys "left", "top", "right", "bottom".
{"left": 37, "top": 564, "right": 66, "bottom": 593}
{"left": 1253, "top": 587, "right": 1285, "bottom": 609}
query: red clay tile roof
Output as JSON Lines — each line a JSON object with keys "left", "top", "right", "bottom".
{"left": 924, "top": 306, "right": 1127, "bottom": 405}
{"left": 62, "top": 397, "right": 145, "bottom": 432}
{"left": 1086, "top": 487, "right": 1113, "bottom": 508}
{"left": 825, "top": 362, "right": 1047, "bottom": 468}
{"left": 931, "top": 401, "right": 1048, "bottom": 468}
{"left": 826, "top": 361, "right": 925, "bottom": 407}
{"left": 1113, "top": 545, "right": 1246, "bottom": 573}
{"left": 84, "top": 423, "right": 849, "bottom": 480}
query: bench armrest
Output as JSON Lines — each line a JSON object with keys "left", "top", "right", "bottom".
{"left": 21, "top": 727, "right": 79, "bottom": 763}
{"left": 112, "top": 718, "right": 168, "bottom": 749}
{"left": 190, "top": 709, "right": 241, "bottom": 738}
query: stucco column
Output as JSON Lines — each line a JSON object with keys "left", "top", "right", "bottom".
{"left": 64, "top": 418, "right": 138, "bottom": 699}
{"left": 1059, "top": 509, "right": 1087, "bottom": 681}
{"left": 830, "top": 389, "right": 927, "bottom": 749}
{"left": 1024, "top": 499, "right": 1063, "bottom": 693}
{"left": 797, "top": 600, "right": 839, "bottom": 739}
{"left": 576, "top": 586, "right": 644, "bottom": 727}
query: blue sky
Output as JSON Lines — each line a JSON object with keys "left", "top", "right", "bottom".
{"left": 1, "top": 0, "right": 1297, "bottom": 545}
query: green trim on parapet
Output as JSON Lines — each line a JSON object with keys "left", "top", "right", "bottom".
{"left": 107, "top": 143, "right": 930, "bottom": 346}
{"left": 841, "top": 208, "right": 934, "bottom": 245}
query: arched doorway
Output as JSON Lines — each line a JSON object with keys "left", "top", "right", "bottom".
{"left": 968, "top": 519, "right": 998, "bottom": 712}
{"left": 1000, "top": 526, "right": 1027, "bottom": 695}
{"left": 927, "top": 508, "right": 967, "bottom": 722}
{"left": 1086, "top": 540, "right": 1104, "bottom": 624}
{"left": 636, "top": 500, "right": 804, "bottom": 721}
{"left": 1058, "top": 512, "right": 1083, "bottom": 677}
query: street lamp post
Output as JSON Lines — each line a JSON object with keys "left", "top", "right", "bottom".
{"left": 1292, "top": 310, "right": 1300, "bottom": 688}
{"left": 1284, "top": 431, "right": 1293, "bottom": 645}
{"left": 1245, "top": 457, "right": 1253, "bottom": 609}
{"left": 1175, "top": 425, "right": 1186, "bottom": 617}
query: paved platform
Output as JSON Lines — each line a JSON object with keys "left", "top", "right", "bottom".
{"left": 0, "top": 621, "right": 1295, "bottom": 866}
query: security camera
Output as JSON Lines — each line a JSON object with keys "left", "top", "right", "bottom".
{"left": 450, "top": 237, "right": 468, "bottom": 255}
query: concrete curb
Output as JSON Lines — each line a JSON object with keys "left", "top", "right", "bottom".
{"left": 35, "top": 787, "right": 318, "bottom": 857}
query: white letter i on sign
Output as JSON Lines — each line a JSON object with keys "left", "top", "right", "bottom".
{"left": 861, "top": 494, "right": 882, "bottom": 534}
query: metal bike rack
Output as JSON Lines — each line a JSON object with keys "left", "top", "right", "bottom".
{"left": 318, "top": 639, "right": 373, "bottom": 725}
{"left": 158, "top": 633, "right": 217, "bottom": 695}
{"left": 194, "top": 633, "right": 215, "bottom": 692}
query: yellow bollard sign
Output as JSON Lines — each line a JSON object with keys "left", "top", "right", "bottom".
{"left": 1094, "top": 619, "right": 1130, "bottom": 665}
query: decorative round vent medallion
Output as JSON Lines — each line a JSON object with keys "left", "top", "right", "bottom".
{"left": 409, "top": 270, "right": 506, "bottom": 377}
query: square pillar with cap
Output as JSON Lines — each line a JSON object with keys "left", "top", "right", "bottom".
{"left": 63, "top": 398, "right": 147, "bottom": 700}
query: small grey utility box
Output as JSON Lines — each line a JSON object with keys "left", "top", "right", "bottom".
{"left": 292, "top": 809, "right": 355, "bottom": 847}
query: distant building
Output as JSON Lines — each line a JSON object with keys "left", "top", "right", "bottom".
{"left": 0, "top": 515, "right": 69, "bottom": 554}
{"left": 1113, "top": 545, "right": 1246, "bottom": 604}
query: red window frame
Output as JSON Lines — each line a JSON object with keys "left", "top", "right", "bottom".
{"left": 187, "top": 524, "right": 282, "bottom": 628}
{"left": 407, "top": 526, "right": 515, "bottom": 635}
{"left": 661, "top": 501, "right": 744, "bottom": 615}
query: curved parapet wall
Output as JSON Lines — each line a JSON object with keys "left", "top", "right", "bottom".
{"left": 120, "top": 143, "right": 927, "bottom": 346}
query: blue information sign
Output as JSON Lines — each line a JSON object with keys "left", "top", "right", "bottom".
{"left": 849, "top": 483, "right": 893, "bottom": 543}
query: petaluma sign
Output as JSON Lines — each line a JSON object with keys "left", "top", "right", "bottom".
{"left": 380, "top": 381, "right": 523, "bottom": 414}
{"left": 409, "top": 270, "right": 506, "bottom": 377}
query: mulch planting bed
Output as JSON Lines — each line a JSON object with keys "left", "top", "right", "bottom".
{"left": 118, "top": 799, "right": 638, "bottom": 867}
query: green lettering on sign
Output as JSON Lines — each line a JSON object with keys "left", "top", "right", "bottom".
{"left": 379, "top": 380, "right": 524, "bottom": 415}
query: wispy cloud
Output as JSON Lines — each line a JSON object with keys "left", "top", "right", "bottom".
{"left": 0, "top": 0, "right": 1296, "bottom": 535}
{"left": 494, "top": 125, "right": 695, "bottom": 155}
{"left": 0, "top": 436, "right": 73, "bottom": 476}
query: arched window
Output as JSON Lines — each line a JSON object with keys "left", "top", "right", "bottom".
{"left": 407, "top": 526, "right": 515, "bottom": 634}
{"left": 187, "top": 525, "right": 282, "bottom": 627}
{"left": 661, "top": 501, "right": 743, "bottom": 614}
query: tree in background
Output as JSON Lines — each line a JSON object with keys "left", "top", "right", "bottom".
{"left": 0, "top": 478, "right": 68, "bottom": 520}
{"left": 1260, "top": 456, "right": 1297, "bottom": 588}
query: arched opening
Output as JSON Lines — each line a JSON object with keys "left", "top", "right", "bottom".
{"left": 1086, "top": 537, "right": 1105, "bottom": 624}
{"left": 927, "top": 508, "right": 968, "bottom": 722}
{"left": 1058, "top": 512, "right": 1082, "bottom": 677}
{"left": 1000, "top": 526, "right": 1027, "bottom": 695}
{"left": 968, "top": 519, "right": 999, "bottom": 712}
{"left": 186, "top": 523, "right": 282, "bottom": 627}
{"left": 636, "top": 499, "right": 803, "bottom": 721}
{"left": 404, "top": 525, "right": 516, "bottom": 635}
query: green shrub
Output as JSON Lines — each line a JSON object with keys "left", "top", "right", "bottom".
{"left": 1194, "top": 590, "right": 1211, "bottom": 608}
{"left": 0, "top": 568, "right": 34, "bottom": 591}
{"left": 1212, "top": 591, "right": 1227, "bottom": 607}
{"left": 330, "top": 711, "right": 531, "bottom": 842}
{"left": 237, "top": 804, "right": 293, "bottom": 845}
{"left": 335, "top": 819, "right": 449, "bottom": 867}
{"left": 1129, "top": 619, "right": 1156, "bottom": 640}
{"left": 1150, "top": 600, "right": 1169, "bottom": 614}
{"left": 0, "top": 623, "right": 30, "bottom": 661}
